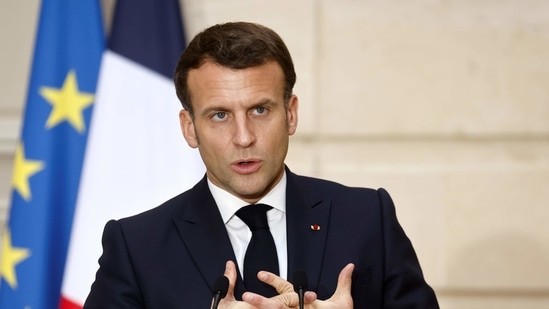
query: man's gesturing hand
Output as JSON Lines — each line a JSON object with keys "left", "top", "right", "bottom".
{"left": 218, "top": 260, "right": 316, "bottom": 309}
{"left": 243, "top": 263, "right": 355, "bottom": 309}
{"left": 308, "top": 263, "right": 354, "bottom": 309}
{"left": 218, "top": 261, "right": 354, "bottom": 309}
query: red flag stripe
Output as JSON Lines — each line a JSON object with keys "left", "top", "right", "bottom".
{"left": 59, "top": 296, "right": 82, "bottom": 309}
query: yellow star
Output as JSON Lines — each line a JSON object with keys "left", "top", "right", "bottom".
{"left": 0, "top": 228, "right": 31, "bottom": 289}
{"left": 11, "top": 143, "right": 44, "bottom": 201}
{"left": 40, "top": 70, "right": 94, "bottom": 133}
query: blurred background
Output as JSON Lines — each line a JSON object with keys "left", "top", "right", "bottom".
{"left": 1, "top": 0, "right": 548, "bottom": 308}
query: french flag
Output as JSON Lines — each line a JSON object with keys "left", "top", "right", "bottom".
{"left": 60, "top": 0, "right": 204, "bottom": 307}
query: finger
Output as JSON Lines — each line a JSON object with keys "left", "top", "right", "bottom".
{"left": 242, "top": 291, "right": 282, "bottom": 308}
{"left": 304, "top": 291, "right": 317, "bottom": 304}
{"left": 223, "top": 260, "right": 238, "bottom": 301}
{"left": 274, "top": 290, "right": 299, "bottom": 307}
{"left": 257, "top": 271, "right": 295, "bottom": 294}
{"left": 219, "top": 262, "right": 258, "bottom": 309}
{"left": 332, "top": 263, "right": 354, "bottom": 298}
{"left": 242, "top": 291, "right": 298, "bottom": 309}
{"left": 268, "top": 291, "right": 317, "bottom": 307}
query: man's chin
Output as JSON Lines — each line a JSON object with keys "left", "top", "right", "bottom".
{"left": 233, "top": 184, "right": 268, "bottom": 203}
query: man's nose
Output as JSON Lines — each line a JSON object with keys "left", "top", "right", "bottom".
{"left": 232, "top": 116, "right": 255, "bottom": 147}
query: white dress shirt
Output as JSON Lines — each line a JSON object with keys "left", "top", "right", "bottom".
{"left": 208, "top": 172, "right": 288, "bottom": 280}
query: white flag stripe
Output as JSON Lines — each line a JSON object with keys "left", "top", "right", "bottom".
{"left": 62, "top": 51, "right": 204, "bottom": 304}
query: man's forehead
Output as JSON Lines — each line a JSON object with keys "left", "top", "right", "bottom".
{"left": 187, "top": 61, "right": 285, "bottom": 92}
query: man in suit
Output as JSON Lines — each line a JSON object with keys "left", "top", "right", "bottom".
{"left": 85, "top": 22, "right": 439, "bottom": 308}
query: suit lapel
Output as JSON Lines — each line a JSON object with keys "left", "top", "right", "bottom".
{"left": 172, "top": 177, "right": 247, "bottom": 298}
{"left": 285, "top": 170, "right": 331, "bottom": 291}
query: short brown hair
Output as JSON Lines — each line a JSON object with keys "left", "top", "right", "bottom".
{"left": 173, "top": 22, "right": 296, "bottom": 116}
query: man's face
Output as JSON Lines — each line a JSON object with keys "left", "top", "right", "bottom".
{"left": 179, "top": 60, "right": 298, "bottom": 204}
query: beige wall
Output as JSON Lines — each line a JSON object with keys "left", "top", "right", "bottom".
{"left": 1, "top": 0, "right": 548, "bottom": 308}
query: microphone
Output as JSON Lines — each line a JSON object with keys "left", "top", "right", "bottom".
{"left": 292, "top": 270, "right": 308, "bottom": 309}
{"left": 211, "top": 275, "right": 229, "bottom": 309}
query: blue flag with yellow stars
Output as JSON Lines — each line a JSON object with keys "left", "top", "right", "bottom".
{"left": 0, "top": 0, "right": 104, "bottom": 308}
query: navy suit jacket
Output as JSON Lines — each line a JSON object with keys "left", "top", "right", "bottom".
{"left": 85, "top": 169, "right": 439, "bottom": 308}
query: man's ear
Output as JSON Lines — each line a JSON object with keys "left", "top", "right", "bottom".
{"left": 286, "top": 94, "right": 298, "bottom": 136}
{"left": 179, "top": 109, "right": 198, "bottom": 148}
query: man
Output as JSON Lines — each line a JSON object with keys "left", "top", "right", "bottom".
{"left": 85, "top": 22, "right": 439, "bottom": 308}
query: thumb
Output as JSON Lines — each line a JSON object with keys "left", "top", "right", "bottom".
{"left": 223, "top": 260, "right": 238, "bottom": 301}
{"left": 331, "top": 263, "right": 354, "bottom": 300}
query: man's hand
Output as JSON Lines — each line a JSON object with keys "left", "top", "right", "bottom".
{"left": 247, "top": 263, "right": 355, "bottom": 309}
{"left": 241, "top": 270, "right": 317, "bottom": 308}
{"left": 217, "top": 261, "right": 316, "bottom": 308}
{"left": 217, "top": 261, "right": 254, "bottom": 308}
{"left": 218, "top": 261, "right": 354, "bottom": 309}
{"left": 306, "top": 263, "right": 354, "bottom": 309}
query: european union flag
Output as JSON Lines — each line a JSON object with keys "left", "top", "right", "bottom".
{"left": 0, "top": 1, "right": 104, "bottom": 308}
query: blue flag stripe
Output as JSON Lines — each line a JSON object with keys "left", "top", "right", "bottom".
{"left": 109, "top": 0, "right": 186, "bottom": 78}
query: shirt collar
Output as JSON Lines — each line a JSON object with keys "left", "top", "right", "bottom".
{"left": 208, "top": 172, "right": 287, "bottom": 224}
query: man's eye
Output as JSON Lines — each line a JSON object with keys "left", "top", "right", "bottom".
{"left": 212, "top": 112, "right": 226, "bottom": 120}
{"left": 254, "top": 106, "right": 266, "bottom": 114}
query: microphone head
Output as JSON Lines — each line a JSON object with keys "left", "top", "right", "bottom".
{"left": 292, "top": 270, "right": 308, "bottom": 292}
{"left": 212, "top": 275, "right": 229, "bottom": 298}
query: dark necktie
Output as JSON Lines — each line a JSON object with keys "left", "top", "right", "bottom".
{"left": 236, "top": 203, "right": 279, "bottom": 297}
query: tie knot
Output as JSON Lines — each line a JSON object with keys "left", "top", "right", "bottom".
{"left": 236, "top": 204, "right": 272, "bottom": 231}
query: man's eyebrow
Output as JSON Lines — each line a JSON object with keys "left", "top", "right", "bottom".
{"left": 251, "top": 98, "right": 277, "bottom": 107}
{"left": 200, "top": 105, "right": 227, "bottom": 117}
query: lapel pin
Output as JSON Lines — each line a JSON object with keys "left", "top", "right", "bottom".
{"left": 310, "top": 224, "right": 321, "bottom": 231}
